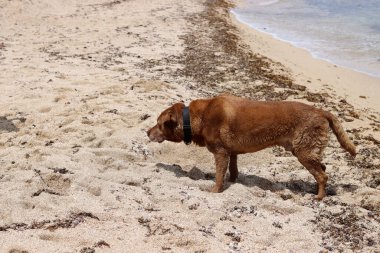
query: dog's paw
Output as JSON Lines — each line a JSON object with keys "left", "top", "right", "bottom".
{"left": 210, "top": 185, "right": 223, "bottom": 193}
{"left": 315, "top": 195, "right": 325, "bottom": 201}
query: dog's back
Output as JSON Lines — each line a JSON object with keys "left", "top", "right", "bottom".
{"left": 198, "top": 95, "right": 327, "bottom": 154}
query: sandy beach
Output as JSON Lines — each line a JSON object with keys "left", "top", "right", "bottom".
{"left": 0, "top": 0, "right": 379, "bottom": 252}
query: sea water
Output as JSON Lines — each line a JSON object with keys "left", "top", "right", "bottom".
{"left": 232, "top": 0, "right": 380, "bottom": 77}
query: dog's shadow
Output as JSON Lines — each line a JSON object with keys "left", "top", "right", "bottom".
{"left": 155, "top": 163, "right": 358, "bottom": 197}
{"left": 156, "top": 163, "right": 215, "bottom": 180}
{"left": 239, "top": 173, "right": 330, "bottom": 196}
{"left": 0, "top": 116, "right": 20, "bottom": 132}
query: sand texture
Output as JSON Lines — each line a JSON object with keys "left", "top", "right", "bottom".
{"left": 0, "top": 0, "right": 379, "bottom": 252}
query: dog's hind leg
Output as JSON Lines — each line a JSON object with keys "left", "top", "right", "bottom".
{"left": 229, "top": 154, "right": 238, "bottom": 182}
{"left": 293, "top": 123, "right": 329, "bottom": 200}
{"left": 297, "top": 154, "right": 328, "bottom": 200}
{"left": 211, "top": 151, "right": 230, "bottom": 193}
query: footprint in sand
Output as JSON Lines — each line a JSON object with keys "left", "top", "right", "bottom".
{"left": 33, "top": 173, "right": 72, "bottom": 196}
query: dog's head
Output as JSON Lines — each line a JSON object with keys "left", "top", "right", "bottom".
{"left": 147, "top": 103, "right": 184, "bottom": 143}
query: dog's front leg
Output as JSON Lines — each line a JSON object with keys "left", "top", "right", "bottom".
{"left": 211, "top": 151, "right": 229, "bottom": 193}
{"left": 229, "top": 154, "right": 238, "bottom": 182}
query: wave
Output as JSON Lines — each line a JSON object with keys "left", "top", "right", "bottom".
{"left": 257, "top": 0, "right": 280, "bottom": 6}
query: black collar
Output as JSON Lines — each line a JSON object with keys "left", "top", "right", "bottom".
{"left": 182, "top": 106, "right": 192, "bottom": 145}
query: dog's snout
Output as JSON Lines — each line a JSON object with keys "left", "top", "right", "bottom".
{"left": 146, "top": 125, "right": 165, "bottom": 143}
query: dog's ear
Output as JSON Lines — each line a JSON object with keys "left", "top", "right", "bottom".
{"left": 164, "top": 112, "right": 178, "bottom": 129}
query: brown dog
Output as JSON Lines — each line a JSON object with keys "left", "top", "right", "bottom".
{"left": 147, "top": 94, "right": 356, "bottom": 200}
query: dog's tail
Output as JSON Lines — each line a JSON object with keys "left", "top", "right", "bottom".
{"left": 324, "top": 111, "right": 356, "bottom": 157}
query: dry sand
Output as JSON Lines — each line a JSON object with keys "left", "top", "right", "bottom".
{"left": 0, "top": 0, "right": 379, "bottom": 252}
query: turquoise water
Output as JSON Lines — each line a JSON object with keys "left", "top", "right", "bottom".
{"left": 233, "top": 0, "right": 380, "bottom": 77}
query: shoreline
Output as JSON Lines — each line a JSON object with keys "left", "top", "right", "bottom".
{"left": 229, "top": 7, "right": 380, "bottom": 111}
{"left": 231, "top": 10, "right": 380, "bottom": 79}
